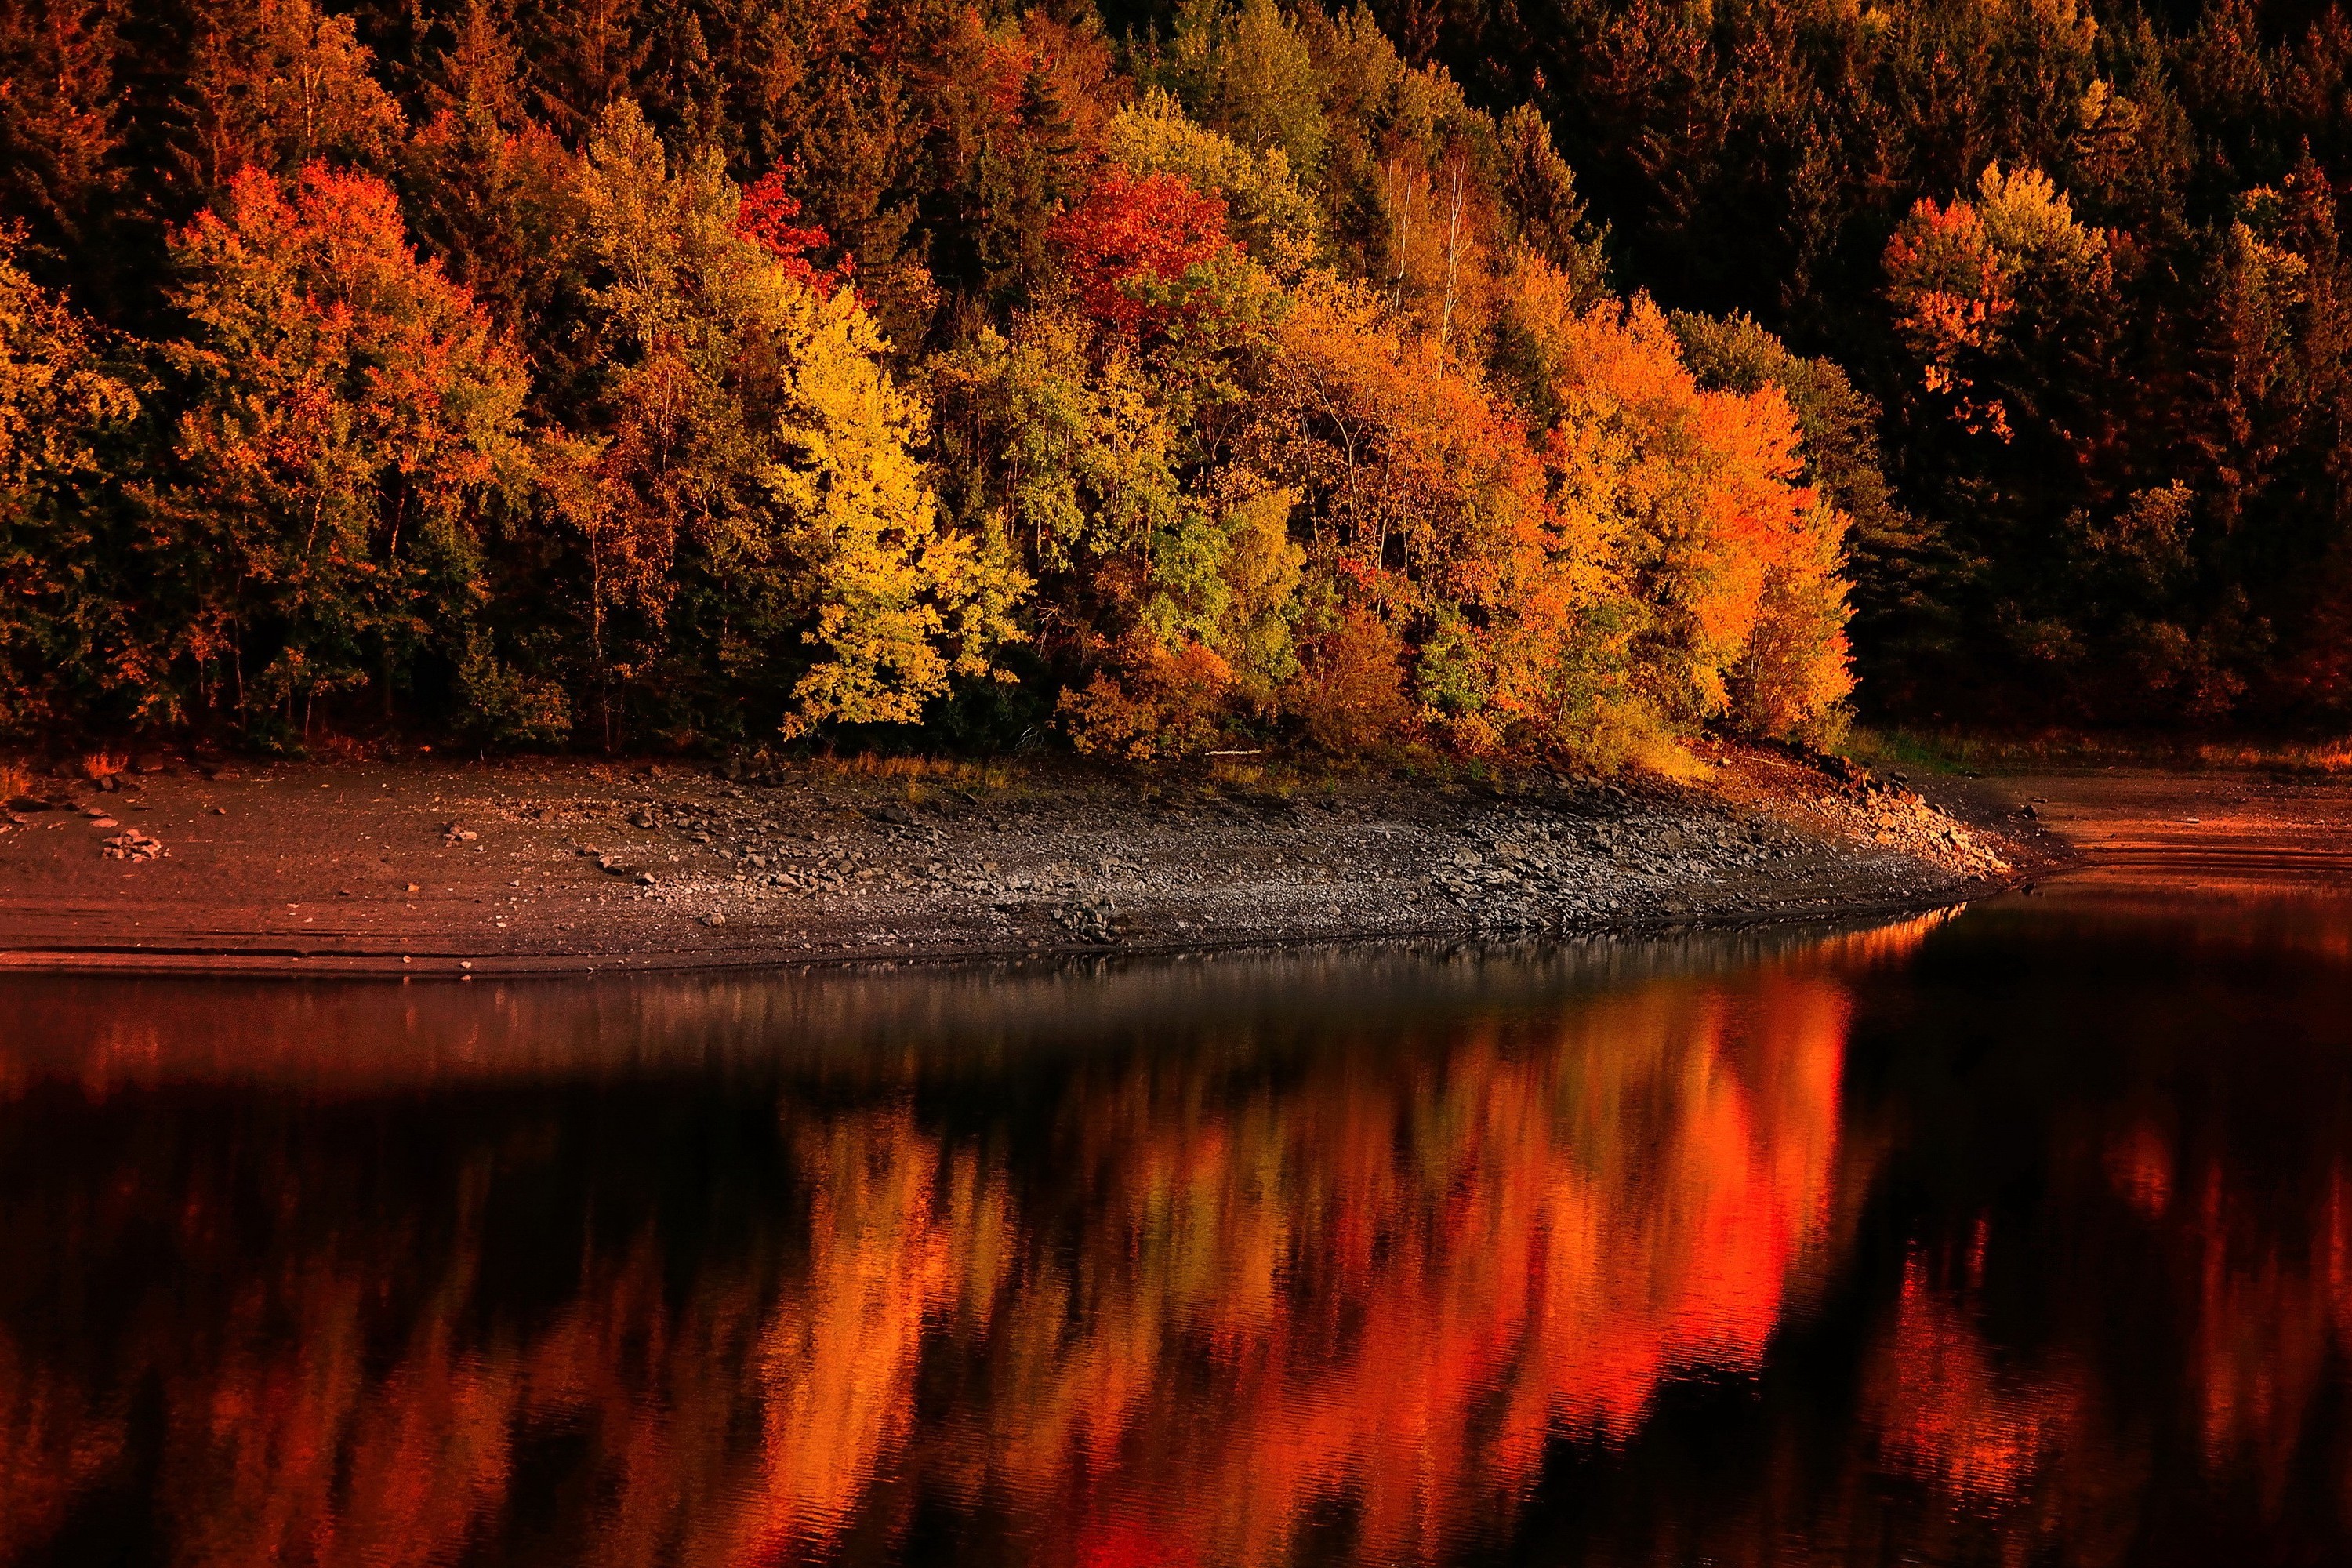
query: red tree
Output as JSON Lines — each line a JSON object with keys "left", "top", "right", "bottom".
{"left": 1048, "top": 169, "right": 1232, "bottom": 331}
{"left": 734, "top": 167, "right": 850, "bottom": 296}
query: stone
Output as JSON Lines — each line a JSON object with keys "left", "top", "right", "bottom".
{"left": 101, "top": 828, "right": 166, "bottom": 862}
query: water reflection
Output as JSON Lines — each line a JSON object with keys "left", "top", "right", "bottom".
{"left": 9, "top": 891, "right": 2352, "bottom": 1563}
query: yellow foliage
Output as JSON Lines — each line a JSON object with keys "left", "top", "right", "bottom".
{"left": 1211, "top": 485, "right": 1306, "bottom": 708}
{"left": 572, "top": 102, "right": 1029, "bottom": 741}
{"left": 1104, "top": 88, "right": 1321, "bottom": 269}
{"left": 775, "top": 284, "right": 1030, "bottom": 734}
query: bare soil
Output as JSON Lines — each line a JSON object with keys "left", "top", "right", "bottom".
{"left": 0, "top": 743, "right": 2058, "bottom": 976}
{"left": 1989, "top": 765, "right": 2352, "bottom": 888}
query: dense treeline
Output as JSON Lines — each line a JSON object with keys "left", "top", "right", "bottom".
{"left": 1377, "top": 0, "right": 2352, "bottom": 724}
{"left": 53, "top": 1, "right": 2352, "bottom": 753}
{"left": 0, "top": 0, "right": 1865, "bottom": 761}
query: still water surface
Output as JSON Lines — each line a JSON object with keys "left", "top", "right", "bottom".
{"left": 6, "top": 856, "right": 2352, "bottom": 1564}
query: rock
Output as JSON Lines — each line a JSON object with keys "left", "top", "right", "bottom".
{"left": 700, "top": 911, "right": 727, "bottom": 927}
{"left": 1057, "top": 897, "right": 1119, "bottom": 942}
{"left": 101, "top": 828, "right": 166, "bottom": 862}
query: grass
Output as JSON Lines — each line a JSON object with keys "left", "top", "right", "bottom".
{"left": 1841, "top": 727, "right": 1993, "bottom": 775}
{"left": 2190, "top": 738, "right": 2352, "bottom": 774}
{"left": 1843, "top": 725, "right": 2352, "bottom": 777}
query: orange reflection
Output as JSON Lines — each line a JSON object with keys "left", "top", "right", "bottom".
{"left": 1867, "top": 1254, "right": 2085, "bottom": 1502}
{"left": 0, "top": 927, "right": 1912, "bottom": 1566}
{"left": 964, "top": 967, "right": 1860, "bottom": 1566}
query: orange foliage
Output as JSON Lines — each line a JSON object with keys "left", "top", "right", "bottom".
{"left": 157, "top": 161, "right": 528, "bottom": 731}
{"left": 1254, "top": 275, "right": 1613, "bottom": 754}
{"left": 1058, "top": 631, "right": 1234, "bottom": 760}
{"left": 1531, "top": 290, "right": 1851, "bottom": 731}
{"left": 1882, "top": 196, "right": 2019, "bottom": 441}
{"left": 1287, "top": 603, "right": 1417, "bottom": 754}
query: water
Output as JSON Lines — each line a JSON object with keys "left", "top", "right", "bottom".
{"left": 6, "top": 854, "right": 2352, "bottom": 1564}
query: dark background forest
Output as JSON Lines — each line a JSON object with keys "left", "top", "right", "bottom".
{"left": 1, "top": 0, "right": 2347, "bottom": 762}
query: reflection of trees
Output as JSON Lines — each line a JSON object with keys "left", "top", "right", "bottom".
{"left": 0, "top": 937, "right": 1890, "bottom": 1566}
{"left": 975, "top": 973, "right": 1856, "bottom": 1567}
{"left": 0, "top": 1103, "right": 1023, "bottom": 1568}
{"left": 1607, "top": 916, "right": 2352, "bottom": 1568}
{"left": 1864, "top": 1254, "right": 2086, "bottom": 1504}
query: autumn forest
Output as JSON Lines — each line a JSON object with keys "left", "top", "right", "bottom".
{"left": 2, "top": 0, "right": 2348, "bottom": 760}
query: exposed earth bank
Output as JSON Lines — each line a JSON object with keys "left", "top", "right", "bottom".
{"left": 0, "top": 744, "right": 2062, "bottom": 975}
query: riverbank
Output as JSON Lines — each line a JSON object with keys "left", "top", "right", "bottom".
{"left": 0, "top": 745, "right": 2056, "bottom": 976}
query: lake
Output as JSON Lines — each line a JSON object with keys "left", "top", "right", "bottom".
{"left": 6, "top": 840, "right": 2352, "bottom": 1565}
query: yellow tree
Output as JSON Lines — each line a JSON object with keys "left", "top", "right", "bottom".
{"left": 565, "top": 101, "right": 1025, "bottom": 743}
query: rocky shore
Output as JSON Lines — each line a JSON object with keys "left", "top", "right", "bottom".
{"left": 0, "top": 744, "right": 2058, "bottom": 975}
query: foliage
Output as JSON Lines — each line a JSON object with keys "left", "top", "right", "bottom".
{"left": 0, "top": 242, "right": 143, "bottom": 731}
{"left": 0, "top": 0, "right": 1893, "bottom": 768}
{"left": 1102, "top": 89, "right": 1321, "bottom": 267}
{"left": 558, "top": 101, "right": 1024, "bottom": 744}
{"left": 1049, "top": 168, "right": 1240, "bottom": 333}
{"left": 152, "top": 162, "right": 528, "bottom": 743}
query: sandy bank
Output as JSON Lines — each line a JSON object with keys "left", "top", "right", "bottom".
{"left": 0, "top": 745, "right": 2056, "bottom": 976}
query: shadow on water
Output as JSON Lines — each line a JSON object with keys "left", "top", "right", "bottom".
{"left": 9, "top": 833, "right": 2352, "bottom": 1564}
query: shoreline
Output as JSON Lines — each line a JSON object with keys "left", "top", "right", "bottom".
{"left": 1, "top": 745, "right": 2066, "bottom": 978}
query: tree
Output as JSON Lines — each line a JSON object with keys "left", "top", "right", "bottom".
{"left": 1503, "top": 266, "right": 1853, "bottom": 743}
{"left": 0, "top": 0, "right": 125, "bottom": 270}
{"left": 1246, "top": 271, "right": 1628, "bottom": 760}
{"left": 152, "top": 162, "right": 530, "bottom": 742}
{"left": 562, "top": 101, "right": 1024, "bottom": 743}
{"left": 1103, "top": 88, "right": 1320, "bottom": 267}
{"left": 179, "top": 0, "right": 405, "bottom": 194}
{"left": 398, "top": 1, "right": 586, "bottom": 347}
{"left": 1671, "top": 308, "right": 1943, "bottom": 710}
{"left": 0, "top": 239, "right": 143, "bottom": 731}
{"left": 1497, "top": 103, "right": 1608, "bottom": 308}
{"left": 1049, "top": 167, "right": 1237, "bottom": 333}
